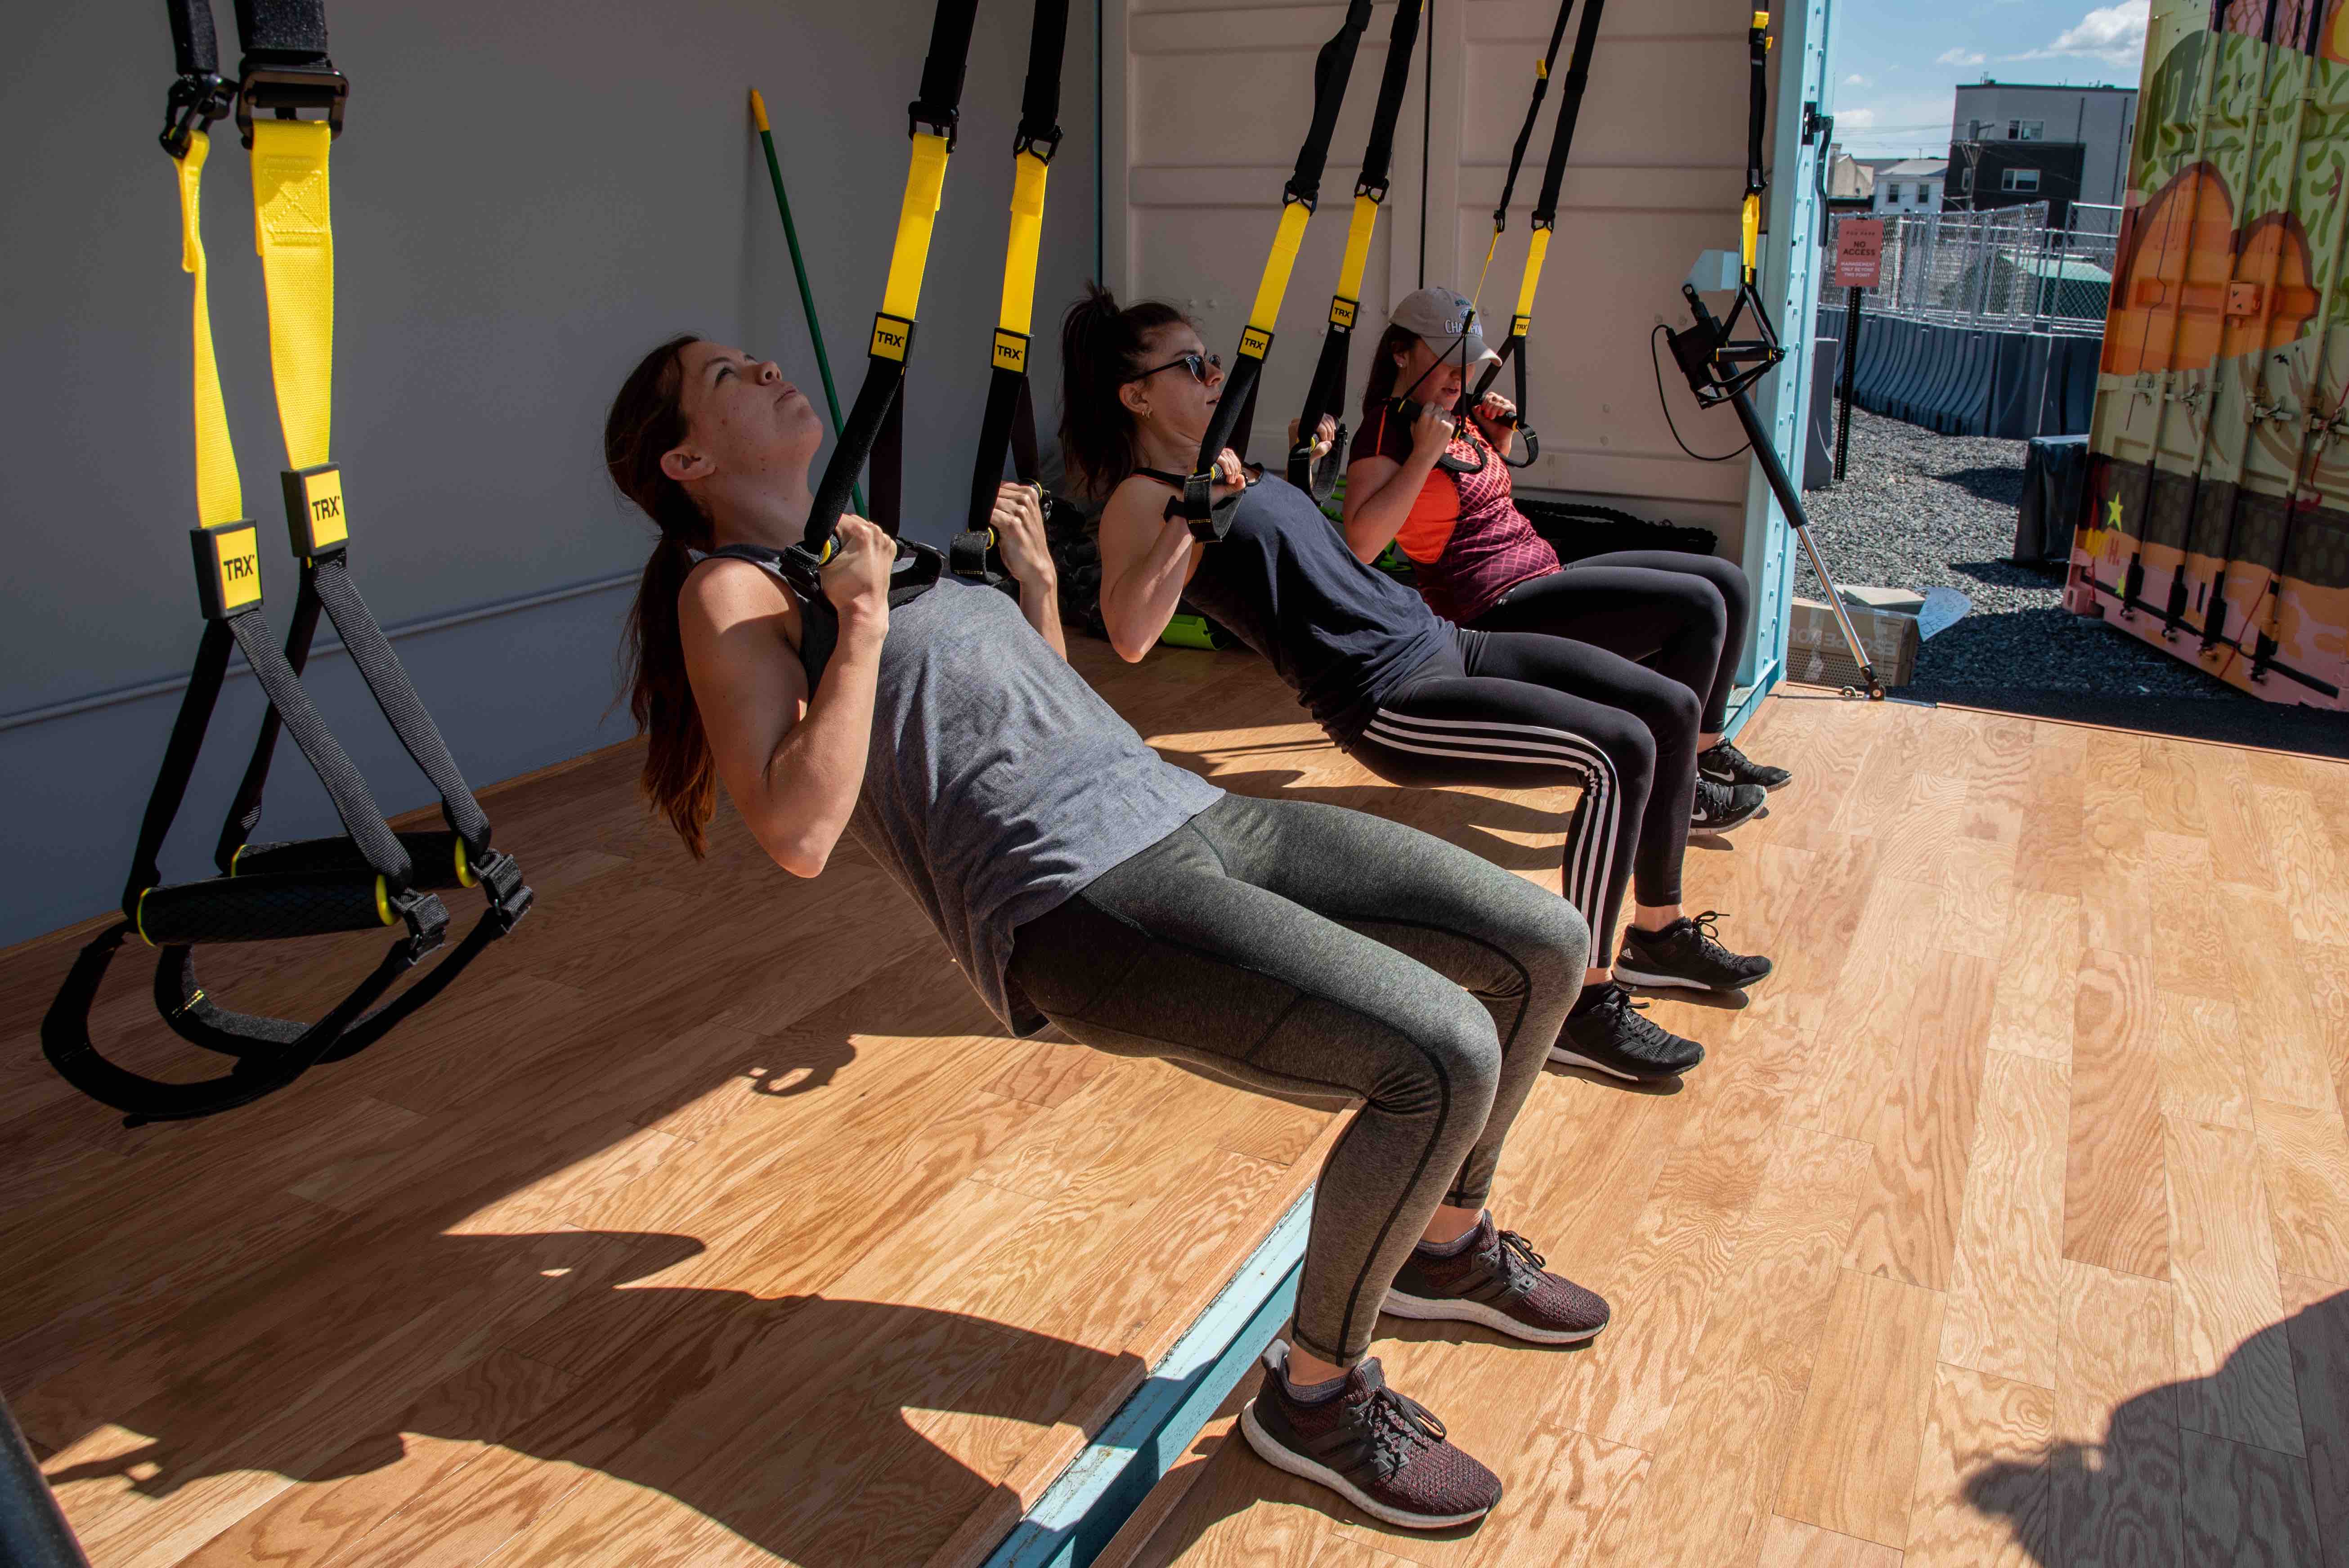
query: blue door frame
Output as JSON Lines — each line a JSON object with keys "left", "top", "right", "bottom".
{"left": 1726, "top": 0, "right": 1837, "bottom": 738}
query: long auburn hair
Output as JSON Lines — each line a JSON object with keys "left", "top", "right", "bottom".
{"left": 1358, "top": 323, "right": 1427, "bottom": 426}
{"left": 605, "top": 334, "right": 722, "bottom": 856}
{"left": 1057, "top": 282, "right": 1188, "bottom": 499}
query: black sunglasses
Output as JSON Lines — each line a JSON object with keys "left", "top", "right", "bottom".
{"left": 1122, "top": 351, "right": 1221, "bottom": 386}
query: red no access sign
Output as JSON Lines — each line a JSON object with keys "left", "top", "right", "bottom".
{"left": 1835, "top": 218, "right": 1884, "bottom": 288}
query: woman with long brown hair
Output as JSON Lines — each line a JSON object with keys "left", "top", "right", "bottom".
{"left": 1067, "top": 286, "right": 1775, "bottom": 1089}
{"left": 605, "top": 331, "right": 1612, "bottom": 1532}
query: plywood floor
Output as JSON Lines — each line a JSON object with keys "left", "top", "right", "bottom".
{"left": 1109, "top": 686, "right": 2349, "bottom": 1568}
{"left": 7, "top": 644, "right": 2346, "bottom": 1568}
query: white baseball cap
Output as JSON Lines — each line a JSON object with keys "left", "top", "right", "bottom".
{"left": 1387, "top": 286, "right": 1500, "bottom": 368}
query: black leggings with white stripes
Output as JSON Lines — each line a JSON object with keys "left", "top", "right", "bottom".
{"left": 1345, "top": 626, "right": 1700, "bottom": 959}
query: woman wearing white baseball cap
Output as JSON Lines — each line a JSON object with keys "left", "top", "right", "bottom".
{"left": 1063, "top": 284, "right": 1773, "bottom": 1085}
{"left": 1345, "top": 289, "right": 1793, "bottom": 800}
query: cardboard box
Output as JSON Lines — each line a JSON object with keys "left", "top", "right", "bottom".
{"left": 1788, "top": 595, "right": 1919, "bottom": 689}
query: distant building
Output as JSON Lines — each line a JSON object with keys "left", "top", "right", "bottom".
{"left": 1824, "top": 148, "right": 1909, "bottom": 203}
{"left": 1871, "top": 158, "right": 1946, "bottom": 215}
{"left": 1944, "top": 81, "right": 2137, "bottom": 227}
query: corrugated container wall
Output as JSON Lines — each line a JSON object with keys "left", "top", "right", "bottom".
{"left": 2066, "top": 0, "right": 2349, "bottom": 707}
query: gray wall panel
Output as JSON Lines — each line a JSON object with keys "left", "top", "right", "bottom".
{"left": 0, "top": 0, "right": 1100, "bottom": 945}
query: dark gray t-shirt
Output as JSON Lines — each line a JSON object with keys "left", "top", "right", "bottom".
{"left": 751, "top": 564, "right": 1222, "bottom": 1032}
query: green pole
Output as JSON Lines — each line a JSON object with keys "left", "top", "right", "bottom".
{"left": 750, "top": 88, "right": 865, "bottom": 519}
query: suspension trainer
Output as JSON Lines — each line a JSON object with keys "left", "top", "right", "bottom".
{"left": 1167, "top": 0, "right": 1377, "bottom": 539}
{"left": 44, "top": 0, "right": 534, "bottom": 1126}
{"left": 1658, "top": 10, "right": 1883, "bottom": 699}
{"left": 954, "top": 0, "right": 1072, "bottom": 580}
{"left": 1284, "top": 0, "right": 1425, "bottom": 502}
{"left": 1466, "top": 0, "right": 1607, "bottom": 470}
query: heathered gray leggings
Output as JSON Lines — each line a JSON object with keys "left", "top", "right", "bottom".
{"left": 1005, "top": 793, "right": 1588, "bottom": 1364}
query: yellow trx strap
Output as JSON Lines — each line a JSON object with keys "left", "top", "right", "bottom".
{"left": 177, "top": 130, "right": 242, "bottom": 529}
{"left": 249, "top": 118, "right": 335, "bottom": 472}
{"left": 1512, "top": 228, "right": 1552, "bottom": 340}
{"left": 1331, "top": 193, "right": 1379, "bottom": 328}
{"left": 874, "top": 130, "right": 953, "bottom": 359}
{"left": 1242, "top": 198, "right": 1313, "bottom": 360}
{"left": 994, "top": 148, "right": 1049, "bottom": 365}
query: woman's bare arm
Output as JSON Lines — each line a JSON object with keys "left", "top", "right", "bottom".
{"left": 1096, "top": 476, "right": 1206, "bottom": 663}
{"left": 679, "top": 529, "right": 892, "bottom": 877}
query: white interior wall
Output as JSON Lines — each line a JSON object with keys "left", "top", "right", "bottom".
{"left": 1112, "top": 0, "right": 1808, "bottom": 554}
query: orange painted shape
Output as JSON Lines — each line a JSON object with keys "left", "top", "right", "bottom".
{"left": 2104, "top": 165, "right": 2240, "bottom": 376}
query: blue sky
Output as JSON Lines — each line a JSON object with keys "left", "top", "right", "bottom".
{"left": 1827, "top": 0, "right": 2150, "bottom": 156}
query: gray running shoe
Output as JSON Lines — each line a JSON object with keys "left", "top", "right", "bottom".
{"left": 1241, "top": 1343, "right": 1502, "bottom": 1530}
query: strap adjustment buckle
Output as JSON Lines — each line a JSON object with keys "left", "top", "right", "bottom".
{"left": 908, "top": 101, "right": 959, "bottom": 151}
{"left": 1016, "top": 125, "right": 1063, "bottom": 163}
{"left": 386, "top": 885, "right": 451, "bottom": 954}
{"left": 467, "top": 848, "right": 534, "bottom": 934}
{"left": 237, "top": 67, "right": 350, "bottom": 147}
{"left": 161, "top": 72, "right": 235, "bottom": 159}
{"left": 1355, "top": 176, "right": 1389, "bottom": 205}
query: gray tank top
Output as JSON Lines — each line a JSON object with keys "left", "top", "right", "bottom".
{"left": 742, "top": 560, "right": 1221, "bottom": 1032}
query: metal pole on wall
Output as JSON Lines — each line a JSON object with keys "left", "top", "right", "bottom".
{"left": 1836, "top": 284, "right": 1861, "bottom": 482}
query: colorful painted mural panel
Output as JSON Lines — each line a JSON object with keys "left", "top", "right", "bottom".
{"left": 2069, "top": 0, "right": 2349, "bottom": 706}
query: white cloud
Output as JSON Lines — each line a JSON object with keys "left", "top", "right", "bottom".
{"left": 1997, "top": 0, "right": 2149, "bottom": 65}
{"left": 1839, "top": 107, "right": 1879, "bottom": 127}
{"left": 1937, "top": 47, "right": 1987, "bottom": 65}
{"left": 1845, "top": 72, "right": 1871, "bottom": 85}
{"left": 2049, "top": 0, "right": 2147, "bottom": 53}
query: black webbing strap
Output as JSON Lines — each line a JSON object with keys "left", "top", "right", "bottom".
{"left": 1746, "top": 13, "right": 1770, "bottom": 212}
{"left": 1175, "top": 0, "right": 1375, "bottom": 535}
{"left": 958, "top": 0, "right": 1070, "bottom": 585}
{"left": 160, "top": 0, "right": 233, "bottom": 154}
{"left": 310, "top": 557, "right": 494, "bottom": 854}
{"left": 212, "top": 576, "right": 320, "bottom": 873}
{"left": 805, "top": 0, "right": 983, "bottom": 559}
{"left": 1469, "top": 0, "right": 1606, "bottom": 466}
{"left": 232, "top": 0, "right": 329, "bottom": 67}
{"left": 1288, "top": 0, "right": 1424, "bottom": 501}
{"left": 1490, "top": 0, "right": 1574, "bottom": 234}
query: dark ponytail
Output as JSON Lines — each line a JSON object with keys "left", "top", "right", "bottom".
{"left": 1359, "top": 323, "right": 1424, "bottom": 427}
{"left": 605, "top": 335, "right": 720, "bottom": 858}
{"left": 1056, "top": 281, "right": 1187, "bottom": 499}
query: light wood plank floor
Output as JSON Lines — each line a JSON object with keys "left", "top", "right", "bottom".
{"left": 1104, "top": 682, "right": 2349, "bottom": 1568}
{"left": 8, "top": 645, "right": 2347, "bottom": 1568}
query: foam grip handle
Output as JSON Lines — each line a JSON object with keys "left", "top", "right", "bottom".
{"left": 139, "top": 872, "right": 392, "bottom": 945}
{"left": 233, "top": 832, "right": 475, "bottom": 890}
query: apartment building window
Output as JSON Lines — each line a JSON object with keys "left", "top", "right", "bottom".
{"left": 2002, "top": 167, "right": 2040, "bottom": 192}
{"left": 2009, "top": 119, "right": 2044, "bottom": 139}
{"left": 1885, "top": 183, "right": 1903, "bottom": 202}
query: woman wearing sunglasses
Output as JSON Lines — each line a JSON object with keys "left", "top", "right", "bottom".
{"left": 1067, "top": 284, "right": 1772, "bottom": 1087}
{"left": 1342, "top": 288, "right": 1796, "bottom": 804}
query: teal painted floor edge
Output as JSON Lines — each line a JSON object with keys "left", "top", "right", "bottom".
{"left": 1719, "top": 657, "right": 1783, "bottom": 740}
{"left": 982, "top": 1192, "right": 1315, "bottom": 1568}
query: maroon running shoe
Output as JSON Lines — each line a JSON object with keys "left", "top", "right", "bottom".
{"left": 1240, "top": 1343, "right": 1502, "bottom": 1529}
{"left": 1383, "top": 1215, "right": 1611, "bottom": 1344}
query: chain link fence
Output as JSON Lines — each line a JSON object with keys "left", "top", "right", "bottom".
{"left": 1823, "top": 204, "right": 2117, "bottom": 335}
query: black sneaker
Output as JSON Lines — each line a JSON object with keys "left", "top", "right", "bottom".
{"left": 1691, "top": 776, "right": 1768, "bottom": 831}
{"left": 1616, "top": 911, "right": 1772, "bottom": 993}
{"left": 1699, "top": 739, "right": 1793, "bottom": 792}
{"left": 1241, "top": 1342, "right": 1502, "bottom": 1529}
{"left": 1384, "top": 1215, "right": 1612, "bottom": 1344}
{"left": 1551, "top": 982, "right": 1703, "bottom": 1081}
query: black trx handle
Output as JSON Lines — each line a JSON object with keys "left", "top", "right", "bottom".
{"left": 1174, "top": 0, "right": 1376, "bottom": 537}
{"left": 1288, "top": 0, "right": 1424, "bottom": 502}
{"left": 807, "top": 0, "right": 982, "bottom": 560}
{"left": 1471, "top": 0, "right": 1609, "bottom": 470}
{"left": 959, "top": 0, "right": 1071, "bottom": 583}
{"left": 704, "top": 540, "right": 945, "bottom": 690}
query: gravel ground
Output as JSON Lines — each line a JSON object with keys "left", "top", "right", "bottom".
{"left": 1799, "top": 408, "right": 2249, "bottom": 702}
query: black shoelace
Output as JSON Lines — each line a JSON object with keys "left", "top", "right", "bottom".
{"left": 1587, "top": 982, "right": 1681, "bottom": 1055}
{"left": 1483, "top": 1228, "right": 1549, "bottom": 1296}
{"left": 1682, "top": 910, "right": 1741, "bottom": 963}
{"left": 1707, "top": 739, "right": 1754, "bottom": 771}
{"left": 1363, "top": 1384, "right": 1449, "bottom": 1480}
